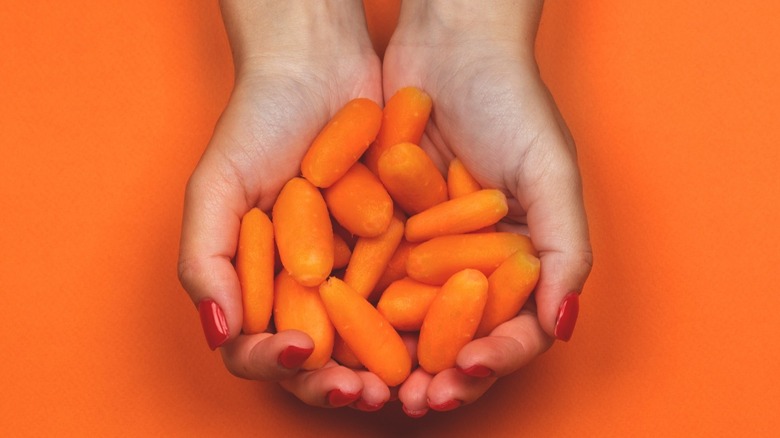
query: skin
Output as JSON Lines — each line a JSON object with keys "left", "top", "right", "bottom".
{"left": 178, "top": 0, "right": 386, "bottom": 408}
{"left": 384, "top": 0, "right": 593, "bottom": 413}
{"left": 178, "top": 0, "right": 592, "bottom": 414}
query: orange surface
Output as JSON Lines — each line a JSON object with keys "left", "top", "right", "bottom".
{"left": 2, "top": 0, "right": 779, "bottom": 436}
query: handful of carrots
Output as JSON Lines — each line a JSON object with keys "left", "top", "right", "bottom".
{"left": 234, "top": 87, "right": 540, "bottom": 387}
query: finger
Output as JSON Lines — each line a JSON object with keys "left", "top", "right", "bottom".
{"left": 178, "top": 152, "right": 249, "bottom": 350}
{"left": 220, "top": 330, "right": 316, "bottom": 381}
{"left": 351, "top": 370, "right": 391, "bottom": 412}
{"left": 425, "top": 368, "right": 497, "bottom": 411}
{"left": 398, "top": 368, "right": 433, "bottom": 418}
{"left": 454, "top": 309, "right": 553, "bottom": 379}
{"left": 510, "top": 127, "right": 592, "bottom": 341}
{"left": 278, "top": 361, "right": 364, "bottom": 408}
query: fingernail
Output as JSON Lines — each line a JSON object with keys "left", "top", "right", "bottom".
{"left": 428, "top": 399, "right": 461, "bottom": 412}
{"left": 402, "top": 405, "right": 428, "bottom": 418}
{"left": 327, "top": 389, "right": 361, "bottom": 407}
{"left": 354, "top": 399, "right": 384, "bottom": 412}
{"left": 457, "top": 364, "right": 493, "bottom": 378}
{"left": 277, "top": 346, "right": 313, "bottom": 369}
{"left": 554, "top": 292, "right": 580, "bottom": 342}
{"left": 198, "top": 299, "right": 229, "bottom": 350}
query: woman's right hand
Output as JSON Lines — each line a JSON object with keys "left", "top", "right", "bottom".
{"left": 177, "top": 0, "right": 390, "bottom": 410}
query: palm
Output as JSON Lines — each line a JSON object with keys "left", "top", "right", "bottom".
{"left": 383, "top": 39, "right": 575, "bottom": 228}
{"left": 200, "top": 53, "right": 383, "bottom": 212}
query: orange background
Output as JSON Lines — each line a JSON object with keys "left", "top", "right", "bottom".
{"left": 2, "top": 1, "right": 779, "bottom": 436}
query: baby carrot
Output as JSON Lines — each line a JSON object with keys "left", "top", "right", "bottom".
{"left": 376, "top": 277, "right": 439, "bottom": 332}
{"left": 273, "top": 271, "right": 334, "bottom": 370}
{"left": 236, "top": 208, "right": 275, "bottom": 334}
{"left": 404, "top": 189, "right": 508, "bottom": 242}
{"left": 475, "top": 251, "right": 541, "bottom": 338}
{"left": 343, "top": 215, "right": 405, "bottom": 299}
{"left": 301, "top": 98, "right": 382, "bottom": 188}
{"left": 369, "top": 239, "right": 418, "bottom": 303}
{"left": 418, "top": 269, "right": 489, "bottom": 374}
{"left": 364, "top": 86, "right": 432, "bottom": 175}
{"left": 332, "top": 333, "right": 363, "bottom": 369}
{"left": 332, "top": 232, "right": 352, "bottom": 270}
{"left": 319, "top": 277, "right": 411, "bottom": 386}
{"left": 377, "top": 142, "right": 448, "bottom": 215}
{"left": 446, "top": 159, "right": 497, "bottom": 233}
{"left": 406, "top": 232, "right": 537, "bottom": 285}
{"left": 272, "top": 177, "right": 334, "bottom": 287}
{"left": 323, "top": 162, "right": 393, "bottom": 237}
{"left": 447, "top": 157, "right": 483, "bottom": 198}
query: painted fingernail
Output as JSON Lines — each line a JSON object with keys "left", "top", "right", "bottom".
{"left": 198, "top": 299, "right": 229, "bottom": 350}
{"left": 402, "top": 405, "right": 428, "bottom": 418}
{"left": 554, "top": 292, "right": 580, "bottom": 342}
{"left": 457, "top": 364, "right": 493, "bottom": 378}
{"left": 354, "top": 399, "right": 384, "bottom": 412}
{"left": 327, "top": 389, "right": 361, "bottom": 407}
{"left": 428, "top": 399, "right": 461, "bottom": 412}
{"left": 277, "top": 346, "right": 313, "bottom": 369}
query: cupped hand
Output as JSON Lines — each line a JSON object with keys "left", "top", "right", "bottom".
{"left": 177, "top": 0, "right": 390, "bottom": 410}
{"left": 383, "top": 1, "right": 593, "bottom": 415}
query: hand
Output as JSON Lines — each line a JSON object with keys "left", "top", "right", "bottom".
{"left": 383, "top": 0, "right": 593, "bottom": 415}
{"left": 177, "top": 0, "right": 391, "bottom": 410}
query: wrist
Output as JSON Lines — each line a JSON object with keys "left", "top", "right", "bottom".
{"left": 394, "top": 0, "right": 542, "bottom": 55}
{"left": 219, "top": 0, "right": 374, "bottom": 75}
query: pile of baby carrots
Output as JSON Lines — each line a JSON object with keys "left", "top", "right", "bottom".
{"left": 235, "top": 87, "right": 540, "bottom": 387}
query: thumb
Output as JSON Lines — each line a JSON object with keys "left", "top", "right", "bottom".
{"left": 178, "top": 153, "right": 247, "bottom": 350}
{"left": 510, "top": 132, "right": 592, "bottom": 342}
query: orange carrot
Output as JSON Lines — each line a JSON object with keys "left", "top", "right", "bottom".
{"left": 332, "top": 333, "right": 363, "bottom": 369}
{"left": 369, "top": 239, "right": 418, "bottom": 303}
{"left": 301, "top": 98, "right": 382, "bottom": 188}
{"left": 272, "top": 177, "right": 333, "bottom": 287}
{"left": 343, "top": 214, "right": 405, "bottom": 298}
{"left": 332, "top": 233, "right": 352, "bottom": 270}
{"left": 447, "top": 157, "right": 483, "bottom": 198}
{"left": 236, "top": 208, "right": 275, "bottom": 334}
{"left": 273, "top": 271, "right": 334, "bottom": 370}
{"left": 364, "top": 86, "right": 432, "bottom": 175}
{"left": 377, "top": 142, "right": 448, "bottom": 215}
{"left": 405, "top": 189, "right": 508, "bottom": 242}
{"left": 446, "top": 158, "right": 497, "bottom": 233}
{"left": 417, "top": 269, "right": 488, "bottom": 374}
{"left": 323, "top": 162, "right": 393, "bottom": 237}
{"left": 406, "top": 232, "right": 537, "bottom": 285}
{"left": 319, "top": 277, "right": 411, "bottom": 386}
{"left": 475, "top": 251, "right": 540, "bottom": 338}
{"left": 376, "top": 277, "right": 439, "bottom": 332}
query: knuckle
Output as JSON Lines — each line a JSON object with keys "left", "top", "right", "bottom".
{"left": 223, "top": 355, "right": 252, "bottom": 380}
{"left": 177, "top": 256, "right": 205, "bottom": 292}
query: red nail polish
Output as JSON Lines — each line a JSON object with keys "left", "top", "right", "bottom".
{"left": 457, "top": 364, "right": 493, "bottom": 378}
{"left": 428, "top": 399, "right": 461, "bottom": 412}
{"left": 402, "top": 405, "right": 428, "bottom": 418}
{"left": 277, "top": 346, "right": 313, "bottom": 369}
{"left": 198, "top": 299, "right": 229, "bottom": 350}
{"left": 354, "top": 399, "right": 384, "bottom": 412}
{"left": 327, "top": 389, "right": 361, "bottom": 407}
{"left": 554, "top": 292, "right": 580, "bottom": 342}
